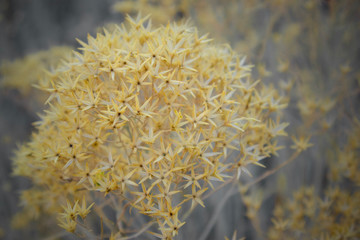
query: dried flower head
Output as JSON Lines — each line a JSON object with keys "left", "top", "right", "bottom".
{"left": 12, "top": 15, "right": 287, "bottom": 238}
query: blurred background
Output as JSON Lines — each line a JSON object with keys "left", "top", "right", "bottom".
{"left": 1, "top": 0, "right": 359, "bottom": 239}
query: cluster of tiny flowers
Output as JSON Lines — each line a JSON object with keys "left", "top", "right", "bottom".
{"left": 269, "top": 185, "right": 360, "bottom": 239}
{"left": 12, "top": 15, "right": 287, "bottom": 238}
{"left": 269, "top": 117, "right": 360, "bottom": 240}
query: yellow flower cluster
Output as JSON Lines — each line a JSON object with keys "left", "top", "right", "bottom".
{"left": 12, "top": 15, "right": 287, "bottom": 238}
{"left": 269, "top": 116, "right": 360, "bottom": 239}
{"left": 269, "top": 185, "right": 360, "bottom": 239}
{"left": 0, "top": 46, "right": 72, "bottom": 95}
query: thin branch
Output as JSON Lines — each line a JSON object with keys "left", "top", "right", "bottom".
{"left": 245, "top": 150, "right": 300, "bottom": 189}
{"left": 198, "top": 178, "right": 237, "bottom": 240}
{"left": 118, "top": 221, "right": 155, "bottom": 240}
{"left": 181, "top": 176, "right": 235, "bottom": 221}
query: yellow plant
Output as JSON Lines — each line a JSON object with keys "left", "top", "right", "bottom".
{"left": 12, "top": 15, "right": 287, "bottom": 238}
{"left": 2, "top": 0, "right": 358, "bottom": 239}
